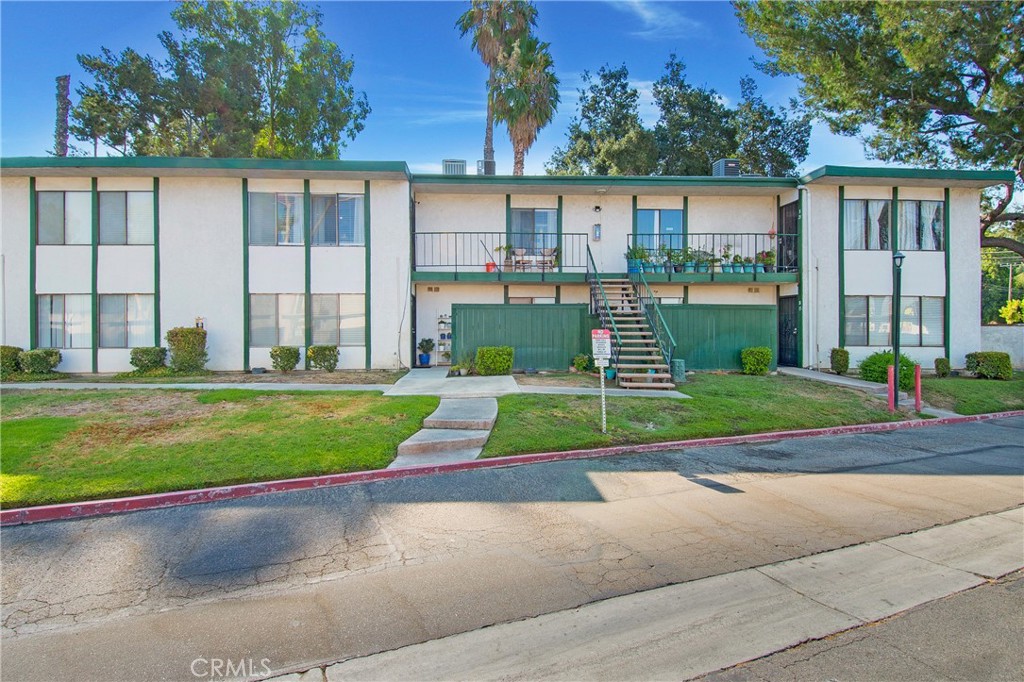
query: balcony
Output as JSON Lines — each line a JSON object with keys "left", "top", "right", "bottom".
{"left": 627, "top": 232, "right": 799, "bottom": 283}
{"left": 413, "top": 232, "right": 589, "bottom": 282}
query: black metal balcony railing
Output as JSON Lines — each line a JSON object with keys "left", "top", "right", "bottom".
{"left": 414, "top": 232, "right": 589, "bottom": 272}
{"left": 630, "top": 233, "right": 799, "bottom": 272}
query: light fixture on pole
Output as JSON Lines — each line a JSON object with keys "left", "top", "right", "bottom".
{"left": 892, "top": 250, "right": 905, "bottom": 407}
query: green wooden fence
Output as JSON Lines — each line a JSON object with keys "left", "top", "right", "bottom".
{"left": 452, "top": 304, "right": 595, "bottom": 370}
{"left": 660, "top": 304, "right": 778, "bottom": 370}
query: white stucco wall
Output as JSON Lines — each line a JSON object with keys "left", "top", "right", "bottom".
{"left": 36, "top": 246, "right": 91, "bottom": 293}
{"left": 686, "top": 195, "right": 776, "bottom": 235}
{"left": 249, "top": 247, "right": 305, "bottom": 293}
{"left": 979, "top": 326, "right": 1024, "bottom": 368}
{"left": 583, "top": 195, "right": 632, "bottom": 272}
{"left": 97, "top": 246, "right": 155, "bottom": 294}
{"left": 1, "top": 176, "right": 31, "bottom": 348}
{"left": 948, "top": 188, "right": 982, "bottom": 365}
{"left": 415, "top": 282, "right": 503, "bottom": 363}
{"left": 806, "top": 185, "right": 840, "bottom": 368}
{"left": 369, "top": 179, "right": 413, "bottom": 370}
{"left": 687, "top": 284, "right": 777, "bottom": 305}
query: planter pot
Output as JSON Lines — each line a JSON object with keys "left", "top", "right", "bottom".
{"left": 459, "top": 368, "right": 468, "bottom": 376}
{"left": 673, "top": 264, "right": 684, "bottom": 273}
{"left": 642, "top": 262, "right": 656, "bottom": 272}
{"left": 755, "top": 263, "right": 765, "bottom": 273}
{"left": 485, "top": 262, "right": 497, "bottom": 273}
{"left": 418, "top": 353, "right": 431, "bottom": 367}
{"left": 697, "top": 264, "right": 710, "bottom": 273}
{"left": 743, "top": 264, "right": 755, "bottom": 273}
{"left": 654, "top": 265, "right": 665, "bottom": 273}
{"left": 605, "top": 368, "right": 617, "bottom": 380}
{"left": 627, "top": 258, "right": 641, "bottom": 273}
{"left": 720, "top": 263, "right": 733, "bottom": 273}
{"left": 684, "top": 262, "right": 696, "bottom": 273}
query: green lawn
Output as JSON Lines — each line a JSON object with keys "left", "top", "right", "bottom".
{"left": 483, "top": 372, "right": 918, "bottom": 457}
{"left": 921, "top": 373, "right": 1024, "bottom": 415}
{"left": 1, "top": 389, "right": 438, "bottom": 508}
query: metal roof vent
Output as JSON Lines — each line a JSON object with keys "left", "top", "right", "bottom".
{"left": 442, "top": 159, "right": 467, "bottom": 175}
{"left": 712, "top": 158, "right": 740, "bottom": 177}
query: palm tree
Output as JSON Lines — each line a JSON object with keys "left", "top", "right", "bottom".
{"left": 456, "top": 1, "right": 536, "bottom": 173}
{"left": 492, "top": 35, "right": 559, "bottom": 175}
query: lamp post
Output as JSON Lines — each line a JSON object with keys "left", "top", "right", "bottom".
{"left": 892, "top": 251, "right": 905, "bottom": 407}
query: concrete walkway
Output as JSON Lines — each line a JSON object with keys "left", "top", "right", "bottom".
{"left": 777, "top": 366, "right": 959, "bottom": 418}
{"left": 2, "top": 416, "right": 1020, "bottom": 681}
{"left": 389, "top": 398, "right": 498, "bottom": 468}
{"left": 288, "top": 509, "right": 1024, "bottom": 682}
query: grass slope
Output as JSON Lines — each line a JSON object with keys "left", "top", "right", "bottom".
{"left": 921, "top": 373, "right": 1024, "bottom": 415}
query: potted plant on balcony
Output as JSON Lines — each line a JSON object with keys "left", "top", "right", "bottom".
{"left": 695, "top": 250, "right": 712, "bottom": 273}
{"left": 417, "top": 338, "right": 435, "bottom": 367}
{"left": 654, "top": 244, "right": 669, "bottom": 273}
{"left": 669, "top": 248, "right": 685, "bottom": 273}
{"left": 720, "top": 245, "right": 734, "bottom": 273}
{"left": 757, "top": 250, "right": 776, "bottom": 273}
{"left": 494, "top": 245, "right": 513, "bottom": 271}
{"left": 626, "top": 244, "right": 646, "bottom": 273}
{"left": 742, "top": 256, "right": 755, "bottom": 273}
{"left": 682, "top": 247, "right": 697, "bottom": 273}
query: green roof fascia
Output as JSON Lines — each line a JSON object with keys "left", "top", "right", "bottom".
{"left": 799, "top": 165, "right": 1015, "bottom": 186}
{"left": 0, "top": 156, "right": 411, "bottom": 177}
{"left": 412, "top": 174, "right": 797, "bottom": 189}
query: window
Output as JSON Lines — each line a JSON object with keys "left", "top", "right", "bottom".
{"left": 249, "top": 193, "right": 304, "bottom": 245}
{"left": 311, "top": 194, "right": 364, "bottom": 246}
{"left": 898, "top": 200, "right": 944, "bottom": 251}
{"left": 37, "top": 294, "right": 91, "bottom": 348}
{"left": 778, "top": 201, "right": 799, "bottom": 271}
{"left": 844, "top": 199, "right": 890, "bottom": 250}
{"left": 99, "top": 294, "right": 154, "bottom": 348}
{"left": 249, "top": 294, "right": 306, "bottom": 347}
{"left": 636, "top": 208, "right": 684, "bottom": 251}
{"left": 845, "top": 295, "right": 943, "bottom": 347}
{"left": 37, "top": 191, "right": 91, "bottom": 245}
{"left": 511, "top": 208, "right": 557, "bottom": 251}
{"left": 312, "top": 294, "right": 365, "bottom": 345}
{"left": 99, "top": 192, "right": 154, "bottom": 244}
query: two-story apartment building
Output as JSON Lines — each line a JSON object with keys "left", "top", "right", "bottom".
{"left": 0, "top": 157, "right": 1011, "bottom": 385}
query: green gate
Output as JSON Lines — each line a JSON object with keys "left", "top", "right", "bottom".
{"left": 452, "top": 304, "right": 595, "bottom": 370}
{"left": 660, "top": 304, "right": 778, "bottom": 370}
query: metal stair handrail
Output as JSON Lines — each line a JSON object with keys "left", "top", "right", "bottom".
{"left": 586, "top": 247, "right": 622, "bottom": 366}
{"left": 628, "top": 268, "right": 677, "bottom": 366}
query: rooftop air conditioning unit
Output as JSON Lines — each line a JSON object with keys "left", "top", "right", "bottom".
{"left": 442, "top": 159, "right": 467, "bottom": 175}
{"left": 477, "top": 159, "right": 496, "bottom": 176}
{"left": 712, "top": 158, "right": 740, "bottom": 177}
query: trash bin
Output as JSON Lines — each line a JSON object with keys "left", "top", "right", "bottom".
{"left": 671, "top": 359, "right": 686, "bottom": 383}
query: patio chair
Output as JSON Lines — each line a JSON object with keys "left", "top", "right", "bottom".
{"left": 513, "top": 248, "right": 531, "bottom": 272}
{"left": 537, "top": 247, "right": 556, "bottom": 272}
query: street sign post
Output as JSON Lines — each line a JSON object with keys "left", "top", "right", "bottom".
{"left": 592, "top": 329, "right": 612, "bottom": 433}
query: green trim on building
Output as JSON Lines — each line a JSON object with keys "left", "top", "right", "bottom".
{"left": 554, "top": 286, "right": 561, "bottom": 304}
{"left": 414, "top": 174, "right": 797, "bottom": 189}
{"left": 682, "top": 195, "right": 689, "bottom": 247}
{"left": 631, "top": 196, "right": 637, "bottom": 238}
{"left": 891, "top": 187, "right": 899, "bottom": 254}
{"left": 303, "top": 179, "right": 312, "bottom": 368}
{"left": 242, "top": 179, "right": 250, "bottom": 371}
{"left": 556, "top": 195, "right": 563, "bottom": 273}
{"left": 503, "top": 285, "right": 509, "bottom": 304}
{"left": 90, "top": 177, "right": 99, "bottom": 373}
{"left": 837, "top": 185, "right": 845, "bottom": 348}
{"left": 28, "top": 177, "right": 37, "bottom": 349}
{"left": 1, "top": 156, "right": 410, "bottom": 177}
{"left": 943, "top": 187, "right": 951, "bottom": 360}
{"left": 800, "top": 165, "right": 1014, "bottom": 186}
{"left": 505, "top": 194, "right": 512, "bottom": 245}
{"left": 152, "top": 177, "right": 161, "bottom": 346}
{"left": 683, "top": 285, "right": 688, "bottom": 304}
{"left": 364, "top": 179, "right": 372, "bottom": 369}
{"left": 796, "top": 188, "right": 804, "bottom": 367}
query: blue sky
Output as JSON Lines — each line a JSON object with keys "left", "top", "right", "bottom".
{"left": 1, "top": 0, "right": 878, "bottom": 175}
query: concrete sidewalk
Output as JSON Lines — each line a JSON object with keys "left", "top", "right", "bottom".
{"left": 2, "top": 416, "right": 1020, "bottom": 681}
{"left": 1, "top": 381, "right": 394, "bottom": 392}
{"left": 295, "top": 509, "right": 1023, "bottom": 682}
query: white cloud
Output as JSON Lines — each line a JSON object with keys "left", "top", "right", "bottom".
{"left": 605, "top": 0, "right": 705, "bottom": 41}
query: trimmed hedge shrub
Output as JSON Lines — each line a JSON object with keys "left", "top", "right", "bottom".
{"left": 130, "top": 347, "right": 167, "bottom": 371}
{"left": 166, "top": 327, "right": 208, "bottom": 373}
{"left": 1, "top": 345, "right": 23, "bottom": 374}
{"left": 307, "top": 345, "right": 339, "bottom": 372}
{"left": 740, "top": 346, "right": 772, "bottom": 376}
{"left": 572, "top": 353, "right": 592, "bottom": 372}
{"left": 934, "top": 357, "right": 951, "bottom": 378}
{"left": 965, "top": 351, "right": 1012, "bottom": 380}
{"left": 859, "top": 350, "right": 914, "bottom": 391}
{"left": 18, "top": 349, "right": 61, "bottom": 373}
{"left": 270, "top": 346, "right": 300, "bottom": 372}
{"left": 475, "top": 346, "right": 514, "bottom": 376}
{"left": 830, "top": 347, "right": 849, "bottom": 375}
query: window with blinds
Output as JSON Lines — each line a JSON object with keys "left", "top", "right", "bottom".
{"left": 311, "top": 194, "right": 364, "bottom": 246}
{"left": 312, "top": 294, "right": 365, "bottom": 346}
{"left": 248, "top": 294, "right": 307, "bottom": 347}
{"left": 844, "top": 295, "right": 943, "bottom": 347}
{"left": 99, "top": 294, "right": 154, "bottom": 347}
{"left": 37, "top": 294, "right": 92, "bottom": 348}
{"left": 99, "top": 192, "right": 154, "bottom": 245}
{"left": 249, "top": 193, "right": 304, "bottom": 245}
{"left": 37, "top": 191, "right": 91, "bottom": 245}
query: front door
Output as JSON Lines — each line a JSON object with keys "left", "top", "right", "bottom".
{"left": 778, "top": 296, "right": 799, "bottom": 366}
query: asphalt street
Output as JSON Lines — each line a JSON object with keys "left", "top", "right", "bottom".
{"left": 1, "top": 416, "right": 1021, "bottom": 681}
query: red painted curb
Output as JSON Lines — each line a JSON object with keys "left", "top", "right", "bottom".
{"left": 3, "top": 410, "right": 1022, "bottom": 527}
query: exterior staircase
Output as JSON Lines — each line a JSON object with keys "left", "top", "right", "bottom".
{"left": 592, "top": 277, "right": 675, "bottom": 390}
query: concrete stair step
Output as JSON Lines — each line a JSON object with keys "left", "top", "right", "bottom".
{"left": 618, "top": 372, "right": 673, "bottom": 379}
{"left": 617, "top": 381, "right": 677, "bottom": 390}
{"left": 423, "top": 398, "right": 498, "bottom": 430}
{"left": 397, "top": 429, "right": 491, "bottom": 455}
{"left": 618, "top": 331, "right": 653, "bottom": 336}
{"left": 617, "top": 363, "right": 669, "bottom": 370}
{"left": 388, "top": 448, "right": 483, "bottom": 469}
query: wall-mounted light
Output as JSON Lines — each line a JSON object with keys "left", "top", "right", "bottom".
{"left": 593, "top": 223, "right": 602, "bottom": 241}
{"left": 593, "top": 205, "right": 602, "bottom": 213}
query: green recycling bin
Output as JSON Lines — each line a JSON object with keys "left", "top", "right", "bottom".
{"left": 671, "top": 359, "right": 687, "bottom": 383}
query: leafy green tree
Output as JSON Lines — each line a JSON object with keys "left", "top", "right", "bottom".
{"left": 492, "top": 34, "right": 559, "bottom": 175}
{"left": 652, "top": 54, "right": 737, "bottom": 176}
{"left": 735, "top": 0, "right": 1024, "bottom": 255}
{"left": 70, "top": 0, "right": 368, "bottom": 159}
{"left": 457, "top": 0, "right": 537, "bottom": 172}
{"left": 732, "top": 77, "right": 810, "bottom": 177}
{"left": 547, "top": 64, "right": 657, "bottom": 175}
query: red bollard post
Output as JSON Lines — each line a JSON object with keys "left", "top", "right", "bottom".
{"left": 887, "top": 365, "right": 895, "bottom": 413}
{"left": 915, "top": 364, "right": 922, "bottom": 413}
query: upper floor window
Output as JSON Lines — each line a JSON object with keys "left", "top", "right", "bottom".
{"left": 100, "top": 192, "right": 154, "bottom": 245}
{"left": 636, "top": 209, "right": 683, "bottom": 251}
{"left": 99, "top": 294, "right": 154, "bottom": 348}
{"left": 844, "top": 199, "right": 890, "bottom": 250}
{"left": 37, "top": 294, "right": 91, "bottom": 349}
{"left": 37, "top": 191, "right": 91, "bottom": 245}
{"left": 511, "top": 208, "right": 557, "bottom": 250}
{"left": 898, "top": 200, "right": 944, "bottom": 251}
{"left": 249, "top": 193, "right": 303, "bottom": 245}
{"left": 311, "top": 194, "right": 364, "bottom": 246}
